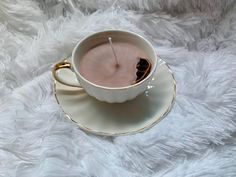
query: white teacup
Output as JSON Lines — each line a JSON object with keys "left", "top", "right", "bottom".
{"left": 52, "top": 30, "right": 158, "bottom": 103}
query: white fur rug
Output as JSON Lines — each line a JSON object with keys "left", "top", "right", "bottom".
{"left": 1, "top": 0, "right": 236, "bottom": 176}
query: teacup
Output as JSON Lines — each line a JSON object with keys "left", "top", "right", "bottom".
{"left": 52, "top": 30, "right": 158, "bottom": 103}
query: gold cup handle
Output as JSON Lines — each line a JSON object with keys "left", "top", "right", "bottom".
{"left": 52, "top": 60, "right": 82, "bottom": 87}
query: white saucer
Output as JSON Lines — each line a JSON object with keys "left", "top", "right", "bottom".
{"left": 54, "top": 60, "right": 176, "bottom": 136}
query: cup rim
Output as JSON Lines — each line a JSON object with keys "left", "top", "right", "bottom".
{"left": 71, "top": 29, "right": 157, "bottom": 90}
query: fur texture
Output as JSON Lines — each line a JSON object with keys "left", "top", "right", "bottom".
{"left": 0, "top": 0, "right": 236, "bottom": 176}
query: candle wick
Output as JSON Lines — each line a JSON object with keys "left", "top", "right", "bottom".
{"left": 108, "top": 37, "right": 119, "bottom": 67}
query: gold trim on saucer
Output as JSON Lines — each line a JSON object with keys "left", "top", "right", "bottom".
{"left": 53, "top": 60, "right": 176, "bottom": 136}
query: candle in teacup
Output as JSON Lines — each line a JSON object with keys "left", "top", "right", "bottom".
{"left": 53, "top": 30, "right": 157, "bottom": 103}
{"left": 79, "top": 37, "right": 149, "bottom": 87}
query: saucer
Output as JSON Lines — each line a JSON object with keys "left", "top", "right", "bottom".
{"left": 53, "top": 60, "right": 176, "bottom": 136}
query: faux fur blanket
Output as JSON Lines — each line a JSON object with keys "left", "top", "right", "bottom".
{"left": 1, "top": 0, "right": 236, "bottom": 176}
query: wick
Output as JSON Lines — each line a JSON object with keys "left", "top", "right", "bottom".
{"left": 108, "top": 37, "right": 119, "bottom": 67}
